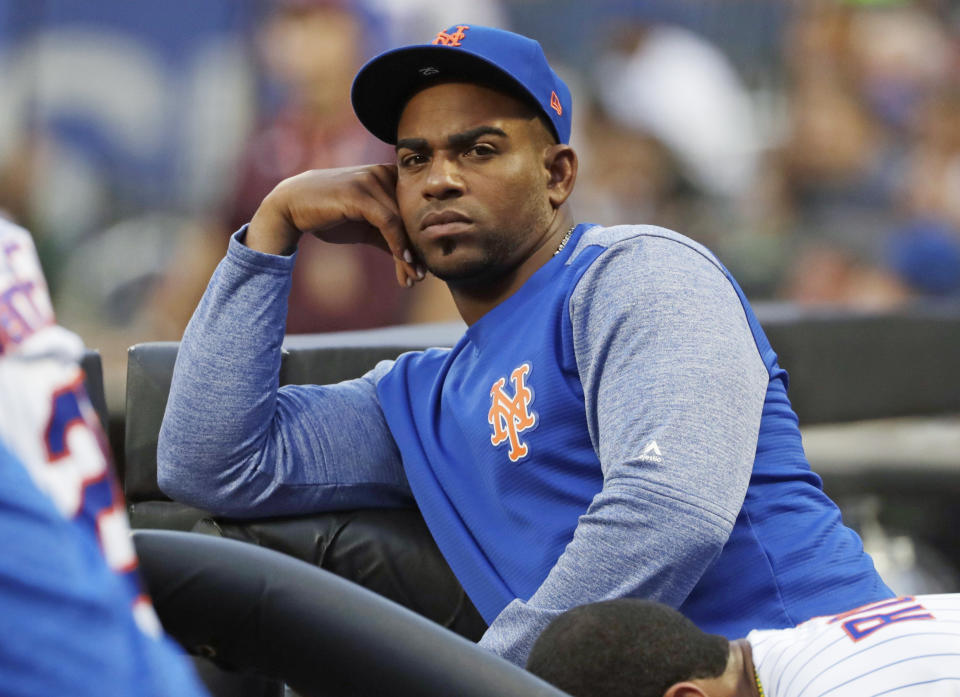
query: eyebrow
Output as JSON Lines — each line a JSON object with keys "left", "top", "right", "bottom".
{"left": 396, "top": 125, "right": 508, "bottom": 152}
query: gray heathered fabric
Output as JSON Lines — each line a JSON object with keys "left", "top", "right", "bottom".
{"left": 476, "top": 225, "right": 768, "bottom": 663}
{"left": 157, "top": 233, "right": 412, "bottom": 517}
{"left": 158, "top": 224, "right": 768, "bottom": 666}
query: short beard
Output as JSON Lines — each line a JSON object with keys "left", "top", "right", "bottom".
{"left": 415, "top": 233, "right": 518, "bottom": 286}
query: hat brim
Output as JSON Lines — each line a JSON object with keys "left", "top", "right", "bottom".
{"left": 351, "top": 45, "right": 552, "bottom": 145}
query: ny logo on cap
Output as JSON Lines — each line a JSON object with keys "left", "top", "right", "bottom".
{"left": 432, "top": 25, "right": 469, "bottom": 47}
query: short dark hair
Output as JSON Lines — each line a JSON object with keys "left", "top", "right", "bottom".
{"left": 526, "top": 599, "right": 729, "bottom": 697}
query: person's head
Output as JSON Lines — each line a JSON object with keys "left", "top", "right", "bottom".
{"left": 259, "top": 0, "right": 366, "bottom": 115}
{"left": 526, "top": 599, "right": 740, "bottom": 697}
{"left": 350, "top": 25, "right": 578, "bottom": 287}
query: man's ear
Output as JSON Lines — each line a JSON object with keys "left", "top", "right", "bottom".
{"left": 543, "top": 144, "right": 577, "bottom": 209}
{"left": 663, "top": 681, "right": 711, "bottom": 697}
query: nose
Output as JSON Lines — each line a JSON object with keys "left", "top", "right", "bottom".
{"left": 422, "top": 155, "right": 464, "bottom": 200}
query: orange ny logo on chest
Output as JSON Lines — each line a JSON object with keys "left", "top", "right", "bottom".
{"left": 488, "top": 362, "right": 538, "bottom": 462}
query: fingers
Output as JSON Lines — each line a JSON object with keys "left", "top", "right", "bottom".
{"left": 347, "top": 186, "right": 417, "bottom": 286}
{"left": 353, "top": 165, "right": 423, "bottom": 288}
{"left": 394, "top": 256, "right": 427, "bottom": 288}
{"left": 366, "top": 162, "right": 398, "bottom": 190}
{"left": 270, "top": 165, "right": 426, "bottom": 288}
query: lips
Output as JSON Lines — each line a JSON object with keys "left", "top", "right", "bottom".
{"left": 420, "top": 210, "right": 473, "bottom": 236}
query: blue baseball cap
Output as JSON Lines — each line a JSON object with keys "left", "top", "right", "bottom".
{"left": 351, "top": 24, "right": 571, "bottom": 145}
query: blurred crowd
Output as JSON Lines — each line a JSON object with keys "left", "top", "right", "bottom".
{"left": 1, "top": 0, "right": 960, "bottom": 411}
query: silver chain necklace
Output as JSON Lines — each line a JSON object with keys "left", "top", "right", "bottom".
{"left": 553, "top": 224, "right": 577, "bottom": 256}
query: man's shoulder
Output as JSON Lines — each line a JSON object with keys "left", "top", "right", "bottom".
{"left": 381, "top": 346, "right": 454, "bottom": 382}
{"left": 570, "top": 223, "right": 725, "bottom": 273}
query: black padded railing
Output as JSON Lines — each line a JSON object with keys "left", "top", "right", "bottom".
{"left": 134, "top": 530, "right": 570, "bottom": 697}
{"left": 756, "top": 302, "right": 960, "bottom": 424}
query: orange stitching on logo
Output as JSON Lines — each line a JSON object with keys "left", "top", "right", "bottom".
{"left": 488, "top": 363, "right": 537, "bottom": 462}
{"left": 432, "top": 25, "right": 470, "bottom": 47}
{"left": 550, "top": 91, "right": 563, "bottom": 116}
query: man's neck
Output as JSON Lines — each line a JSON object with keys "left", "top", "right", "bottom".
{"left": 687, "top": 640, "right": 757, "bottom": 697}
{"left": 449, "top": 216, "right": 574, "bottom": 325}
{"left": 733, "top": 639, "right": 762, "bottom": 697}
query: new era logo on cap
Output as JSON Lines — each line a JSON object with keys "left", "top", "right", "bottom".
{"left": 550, "top": 91, "right": 562, "bottom": 116}
{"left": 351, "top": 24, "right": 573, "bottom": 145}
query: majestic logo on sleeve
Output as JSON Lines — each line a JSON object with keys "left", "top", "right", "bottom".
{"left": 432, "top": 25, "right": 470, "bottom": 46}
{"left": 488, "top": 362, "right": 537, "bottom": 462}
{"left": 638, "top": 440, "right": 662, "bottom": 463}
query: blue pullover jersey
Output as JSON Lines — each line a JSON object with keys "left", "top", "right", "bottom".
{"left": 376, "top": 224, "right": 892, "bottom": 638}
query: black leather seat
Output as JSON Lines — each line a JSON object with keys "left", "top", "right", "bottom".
{"left": 81, "top": 348, "right": 109, "bottom": 434}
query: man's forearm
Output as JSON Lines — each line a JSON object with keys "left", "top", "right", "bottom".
{"left": 478, "top": 479, "right": 733, "bottom": 665}
{"left": 157, "top": 229, "right": 294, "bottom": 513}
{"left": 157, "top": 229, "right": 413, "bottom": 517}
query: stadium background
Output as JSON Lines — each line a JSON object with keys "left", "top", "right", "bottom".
{"left": 1, "top": 0, "right": 958, "bottom": 603}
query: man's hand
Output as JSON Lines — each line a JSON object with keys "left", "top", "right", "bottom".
{"left": 247, "top": 165, "right": 423, "bottom": 287}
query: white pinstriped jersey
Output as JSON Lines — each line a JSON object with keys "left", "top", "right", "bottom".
{"left": 0, "top": 218, "right": 141, "bottom": 596}
{"left": 0, "top": 218, "right": 208, "bottom": 696}
{"left": 749, "top": 594, "right": 960, "bottom": 697}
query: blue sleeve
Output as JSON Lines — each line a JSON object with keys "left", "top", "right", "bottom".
{"left": 479, "top": 234, "right": 769, "bottom": 663}
{"left": 157, "top": 229, "right": 413, "bottom": 517}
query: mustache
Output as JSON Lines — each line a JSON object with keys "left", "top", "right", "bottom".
{"left": 418, "top": 208, "right": 474, "bottom": 230}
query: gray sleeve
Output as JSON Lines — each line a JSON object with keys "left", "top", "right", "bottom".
{"left": 479, "top": 235, "right": 768, "bottom": 665}
{"left": 157, "top": 232, "right": 412, "bottom": 518}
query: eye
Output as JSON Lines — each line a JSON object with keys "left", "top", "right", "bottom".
{"left": 465, "top": 143, "right": 496, "bottom": 158}
{"left": 399, "top": 153, "right": 428, "bottom": 168}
